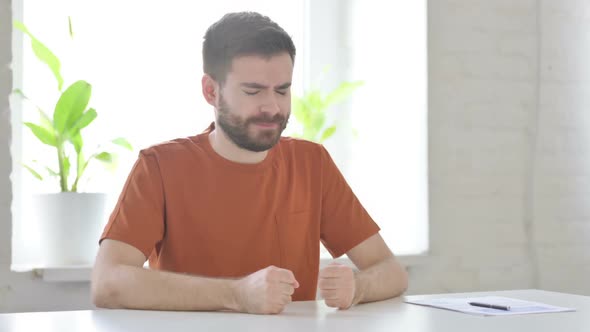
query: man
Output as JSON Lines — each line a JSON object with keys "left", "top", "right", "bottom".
{"left": 92, "top": 11, "right": 408, "bottom": 315}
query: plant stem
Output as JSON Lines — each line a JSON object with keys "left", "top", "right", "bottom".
{"left": 57, "top": 144, "right": 68, "bottom": 192}
{"left": 71, "top": 152, "right": 81, "bottom": 192}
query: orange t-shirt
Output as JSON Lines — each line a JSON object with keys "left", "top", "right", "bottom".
{"left": 100, "top": 125, "right": 380, "bottom": 301}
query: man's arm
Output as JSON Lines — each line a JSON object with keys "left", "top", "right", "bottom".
{"left": 92, "top": 239, "right": 298, "bottom": 314}
{"left": 318, "top": 233, "right": 408, "bottom": 309}
{"left": 348, "top": 233, "right": 408, "bottom": 304}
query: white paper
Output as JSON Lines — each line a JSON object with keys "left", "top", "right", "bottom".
{"left": 405, "top": 296, "right": 576, "bottom": 316}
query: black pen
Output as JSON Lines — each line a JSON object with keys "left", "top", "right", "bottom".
{"left": 468, "top": 302, "right": 511, "bottom": 311}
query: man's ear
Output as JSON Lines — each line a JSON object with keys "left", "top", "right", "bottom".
{"left": 202, "top": 74, "right": 219, "bottom": 107}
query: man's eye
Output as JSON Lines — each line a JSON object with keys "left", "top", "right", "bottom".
{"left": 244, "top": 90, "right": 259, "bottom": 96}
{"left": 275, "top": 90, "right": 287, "bottom": 96}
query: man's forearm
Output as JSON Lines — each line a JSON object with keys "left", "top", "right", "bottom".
{"left": 353, "top": 257, "right": 408, "bottom": 305}
{"left": 92, "top": 264, "right": 238, "bottom": 311}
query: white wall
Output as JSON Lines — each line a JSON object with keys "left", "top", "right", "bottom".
{"left": 1, "top": 0, "right": 590, "bottom": 312}
{"left": 534, "top": 0, "right": 590, "bottom": 293}
{"left": 411, "top": 0, "right": 590, "bottom": 295}
{"left": 414, "top": 0, "right": 540, "bottom": 294}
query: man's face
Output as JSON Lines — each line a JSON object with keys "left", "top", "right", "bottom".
{"left": 215, "top": 52, "right": 293, "bottom": 152}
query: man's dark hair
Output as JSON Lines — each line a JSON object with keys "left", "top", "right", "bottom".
{"left": 203, "top": 12, "right": 296, "bottom": 85}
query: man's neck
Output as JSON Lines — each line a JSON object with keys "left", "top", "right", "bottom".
{"left": 208, "top": 127, "right": 268, "bottom": 164}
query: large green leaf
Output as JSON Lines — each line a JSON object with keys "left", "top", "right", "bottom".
{"left": 24, "top": 122, "right": 57, "bottom": 146}
{"left": 111, "top": 137, "right": 133, "bottom": 151}
{"left": 13, "top": 20, "right": 64, "bottom": 91}
{"left": 67, "top": 108, "right": 97, "bottom": 138}
{"left": 53, "top": 80, "right": 92, "bottom": 135}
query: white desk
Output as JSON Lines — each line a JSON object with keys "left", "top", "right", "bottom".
{"left": 1, "top": 289, "right": 588, "bottom": 332}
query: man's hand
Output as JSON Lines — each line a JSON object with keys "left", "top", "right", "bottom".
{"left": 232, "top": 265, "right": 299, "bottom": 314}
{"left": 318, "top": 262, "right": 357, "bottom": 309}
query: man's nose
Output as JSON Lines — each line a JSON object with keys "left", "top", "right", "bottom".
{"left": 259, "top": 93, "right": 281, "bottom": 114}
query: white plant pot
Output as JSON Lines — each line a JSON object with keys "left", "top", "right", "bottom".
{"left": 32, "top": 193, "right": 108, "bottom": 266}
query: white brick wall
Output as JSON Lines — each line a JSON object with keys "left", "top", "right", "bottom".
{"left": 421, "top": 0, "right": 539, "bottom": 295}
{"left": 419, "top": 0, "right": 590, "bottom": 296}
{"left": 1, "top": 0, "right": 590, "bottom": 312}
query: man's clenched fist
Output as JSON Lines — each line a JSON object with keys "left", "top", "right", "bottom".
{"left": 318, "top": 262, "right": 357, "bottom": 309}
{"left": 232, "top": 265, "right": 299, "bottom": 314}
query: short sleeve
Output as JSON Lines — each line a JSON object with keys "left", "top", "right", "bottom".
{"left": 319, "top": 146, "right": 380, "bottom": 258}
{"left": 100, "top": 150, "right": 166, "bottom": 259}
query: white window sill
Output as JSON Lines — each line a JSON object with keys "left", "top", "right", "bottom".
{"left": 12, "top": 255, "right": 429, "bottom": 282}
{"left": 12, "top": 264, "right": 92, "bottom": 282}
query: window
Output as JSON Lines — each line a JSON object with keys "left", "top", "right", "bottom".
{"left": 346, "top": 0, "right": 428, "bottom": 255}
{"left": 304, "top": 0, "right": 428, "bottom": 256}
{"left": 11, "top": 0, "right": 427, "bottom": 266}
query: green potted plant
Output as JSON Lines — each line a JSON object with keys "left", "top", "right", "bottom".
{"left": 291, "top": 79, "right": 363, "bottom": 143}
{"left": 13, "top": 19, "right": 132, "bottom": 266}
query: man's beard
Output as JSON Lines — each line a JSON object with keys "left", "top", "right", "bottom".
{"left": 216, "top": 94, "right": 289, "bottom": 152}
